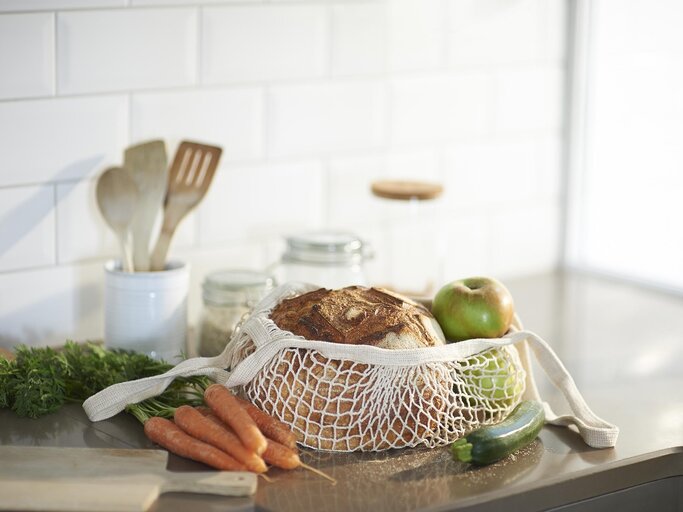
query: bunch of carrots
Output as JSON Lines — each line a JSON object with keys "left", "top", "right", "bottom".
{"left": 142, "top": 384, "right": 333, "bottom": 483}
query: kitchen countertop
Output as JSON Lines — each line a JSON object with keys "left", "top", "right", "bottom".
{"left": 1, "top": 270, "right": 682, "bottom": 511}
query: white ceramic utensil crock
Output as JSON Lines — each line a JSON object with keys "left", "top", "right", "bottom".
{"left": 104, "top": 260, "right": 189, "bottom": 362}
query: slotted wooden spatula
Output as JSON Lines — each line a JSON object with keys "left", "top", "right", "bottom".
{"left": 150, "top": 141, "right": 222, "bottom": 271}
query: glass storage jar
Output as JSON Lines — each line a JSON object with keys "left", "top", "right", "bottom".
{"left": 197, "top": 269, "right": 275, "bottom": 357}
{"left": 371, "top": 180, "right": 444, "bottom": 298}
{"left": 272, "top": 230, "right": 372, "bottom": 289}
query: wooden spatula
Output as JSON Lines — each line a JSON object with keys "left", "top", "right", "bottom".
{"left": 124, "top": 140, "right": 168, "bottom": 272}
{"left": 0, "top": 446, "right": 256, "bottom": 512}
{"left": 150, "top": 141, "right": 222, "bottom": 271}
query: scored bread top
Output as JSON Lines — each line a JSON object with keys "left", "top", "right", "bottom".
{"left": 270, "top": 286, "right": 445, "bottom": 349}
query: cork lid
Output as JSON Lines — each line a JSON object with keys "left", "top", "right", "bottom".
{"left": 371, "top": 180, "right": 443, "bottom": 201}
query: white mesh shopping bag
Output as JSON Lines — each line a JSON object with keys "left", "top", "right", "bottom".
{"left": 84, "top": 282, "right": 619, "bottom": 451}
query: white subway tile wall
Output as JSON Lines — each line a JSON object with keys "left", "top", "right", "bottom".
{"left": 0, "top": 185, "right": 56, "bottom": 272}
{"left": 202, "top": 5, "right": 327, "bottom": 84}
{"left": 0, "top": 95, "right": 128, "bottom": 186}
{"left": 0, "top": 0, "right": 567, "bottom": 347}
{"left": 0, "top": 13, "right": 54, "bottom": 100}
{"left": 267, "top": 80, "right": 387, "bottom": 157}
{"left": 57, "top": 9, "right": 198, "bottom": 94}
{"left": 331, "top": 4, "right": 387, "bottom": 76}
{"left": 0, "top": 1, "right": 124, "bottom": 12}
{"left": 390, "top": 73, "right": 492, "bottom": 144}
{"left": 130, "top": 88, "right": 265, "bottom": 161}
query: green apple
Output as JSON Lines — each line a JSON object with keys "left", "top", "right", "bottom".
{"left": 461, "top": 348, "right": 524, "bottom": 405}
{"left": 432, "top": 276, "right": 514, "bottom": 342}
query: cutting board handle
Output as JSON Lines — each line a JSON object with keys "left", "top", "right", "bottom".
{"left": 161, "top": 471, "right": 257, "bottom": 497}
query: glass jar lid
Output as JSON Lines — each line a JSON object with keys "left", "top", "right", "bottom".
{"left": 282, "top": 231, "right": 371, "bottom": 266}
{"left": 202, "top": 269, "right": 275, "bottom": 307}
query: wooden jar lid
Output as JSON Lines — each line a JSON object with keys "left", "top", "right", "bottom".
{"left": 371, "top": 180, "right": 444, "bottom": 201}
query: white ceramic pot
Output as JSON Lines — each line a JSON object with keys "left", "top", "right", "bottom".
{"left": 104, "top": 260, "right": 189, "bottom": 362}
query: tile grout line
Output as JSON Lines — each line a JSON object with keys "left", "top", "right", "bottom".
{"left": 321, "top": 157, "right": 331, "bottom": 228}
{"left": 0, "top": 130, "right": 560, "bottom": 191}
{"left": 326, "top": 3, "right": 334, "bottom": 78}
{"left": 0, "top": 61, "right": 566, "bottom": 104}
{"left": 192, "top": 2, "right": 203, "bottom": 252}
{"left": 52, "top": 11, "right": 58, "bottom": 96}
{"left": 51, "top": 11, "right": 60, "bottom": 266}
{"left": 196, "top": 5, "right": 203, "bottom": 87}
{"left": 262, "top": 85, "right": 270, "bottom": 161}
{"left": 52, "top": 183, "right": 59, "bottom": 266}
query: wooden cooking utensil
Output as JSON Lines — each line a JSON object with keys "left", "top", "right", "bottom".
{"left": 150, "top": 141, "right": 222, "bottom": 271}
{"left": 124, "top": 140, "right": 168, "bottom": 272}
{"left": 96, "top": 166, "right": 139, "bottom": 272}
{"left": 0, "top": 446, "right": 257, "bottom": 512}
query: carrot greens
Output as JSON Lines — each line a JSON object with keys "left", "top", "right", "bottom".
{"left": 0, "top": 341, "right": 210, "bottom": 421}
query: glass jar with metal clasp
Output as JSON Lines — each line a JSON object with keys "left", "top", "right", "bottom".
{"left": 272, "top": 230, "right": 373, "bottom": 289}
{"left": 197, "top": 269, "right": 275, "bottom": 357}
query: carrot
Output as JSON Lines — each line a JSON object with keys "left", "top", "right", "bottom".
{"left": 200, "top": 409, "right": 300, "bottom": 470}
{"left": 200, "top": 408, "right": 336, "bottom": 484}
{"left": 262, "top": 439, "right": 301, "bottom": 470}
{"left": 174, "top": 405, "right": 267, "bottom": 474}
{"left": 260, "top": 439, "right": 335, "bottom": 483}
{"left": 143, "top": 416, "right": 246, "bottom": 471}
{"left": 236, "top": 396, "right": 298, "bottom": 450}
{"left": 204, "top": 384, "right": 268, "bottom": 456}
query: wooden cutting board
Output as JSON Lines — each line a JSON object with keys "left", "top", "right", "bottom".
{"left": 0, "top": 446, "right": 257, "bottom": 512}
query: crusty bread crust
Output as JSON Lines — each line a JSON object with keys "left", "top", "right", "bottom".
{"left": 270, "top": 286, "right": 445, "bottom": 349}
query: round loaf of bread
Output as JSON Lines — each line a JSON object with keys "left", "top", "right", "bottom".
{"left": 246, "top": 286, "right": 448, "bottom": 451}
{"left": 270, "top": 286, "right": 446, "bottom": 349}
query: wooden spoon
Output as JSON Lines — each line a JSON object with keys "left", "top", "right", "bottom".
{"left": 95, "top": 167, "right": 139, "bottom": 272}
{"left": 124, "top": 140, "right": 168, "bottom": 272}
{"left": 150, "top": 141, "right": 222, "bottom": 271}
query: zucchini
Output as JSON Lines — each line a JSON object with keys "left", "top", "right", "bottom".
{"left": 451, "top": 400, "right": 545, "bottom": 465}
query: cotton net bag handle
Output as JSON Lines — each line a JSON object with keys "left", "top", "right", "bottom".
{"left": 83, "top": 283, "right": 619, "bottom": 449}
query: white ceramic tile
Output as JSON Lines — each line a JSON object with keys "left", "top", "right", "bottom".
{"left": 0, "top": 13, "right": 54, "bottom": 100}
{"left": 442, "top": 140, "right": 538, "bottom": 207}
{"left": 0, "top": 185, "right": 55, "bottom": 272}
{"left": 447, "top": 0, "right": 543, "bottom": 69}
{"left": 0, "top": 95, "right": 128, "bottom": 187}
{"left": 57, "top": 9, "right": 197, "bottom": 95}
{"left": 133, "top": 0, "right": 257, "bottom": 5}
{"left": 328, "top": 150, "right": 440, "bottom": 227}
{"left": 56, "top": 179, "right": 116, "bottom": 264}
{"left": 537, "top": 135, "right": 563, "bottom": 199}
{"left": 0, "top": 262, "right": 104, "bottom": 347}
{"left": 543, "top": 0, "right": 568, "bottom": 62}
{"left": 202, "top": 5, "right": 327, "bottom": 84}
{"left": 391, "top": 73, "right": 492, "bottom": 144}
{"left": 441, "top": 213, "right": 492, "bottom": 280}
{"left": 494, "top": 67, "right": 564, "bottom": 135}
{"left": 198, "top": 160, "right": 324, "bottom": 244}
{"left": 0, "top": 0, "right": 123, "bottom": 11}
{"left": 268, "top": 81, "right": 386, "bottom": 157}
{"left": 332, "top": 4, "right": 386, "bottom": 76}
{"left": 388, "top": 0, "right": 445, "bottom": 72}
{"left": 489, "top": 201, "right": 560, "bottom": 278}
{"left": 131, "top": 88, "right": 264, "bottom": 162}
